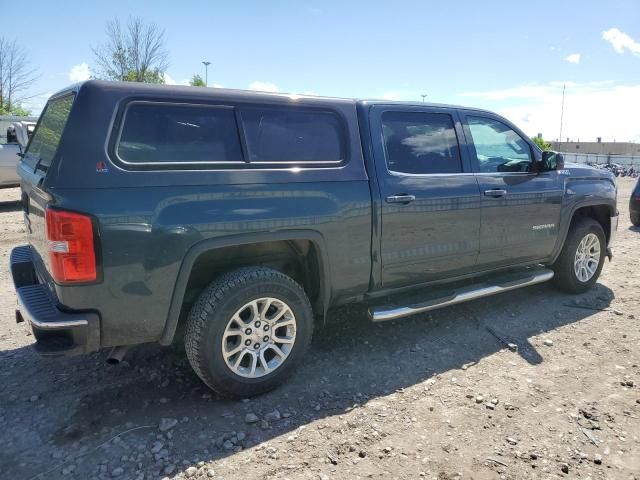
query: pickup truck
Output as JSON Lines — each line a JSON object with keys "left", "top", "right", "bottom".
{"left": 0, "top": 121, "right": 35, "bottom": 188}
{"left": 10, "top": 81, "right": 618, "bottom": 397}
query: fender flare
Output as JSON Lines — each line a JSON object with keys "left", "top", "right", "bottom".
{"left": 159, "top": 230, "right": 332, "bottom": 345}
{"left": 550, "top": 199, "right": 616, "bottom": 264}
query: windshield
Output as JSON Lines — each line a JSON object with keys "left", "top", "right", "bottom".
{"left": 23, "top": 94, "right": 75, "bottom": 170}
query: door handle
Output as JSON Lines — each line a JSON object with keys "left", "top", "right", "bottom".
{"left": 483, "top": 189, "right": 507, "bottom": 197}
{"left": 385, "top": 194, "right": 416, "bottom": 204}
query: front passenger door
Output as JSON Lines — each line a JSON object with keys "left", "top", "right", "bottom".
{"left": 461, "top": 113, "right": 563, "bottom": 270}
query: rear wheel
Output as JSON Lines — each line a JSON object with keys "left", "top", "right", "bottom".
{"left": 631, "top": 212, "right": 640, "bottom": 227}
{"left": 551, "top": 217, "right": 606, "bottom": 294}
{"left": 184, "top": 267, "right": 313, "bottom": 397}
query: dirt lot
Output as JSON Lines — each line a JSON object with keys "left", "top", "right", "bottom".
{"left": 0, "top": 179, "right": 638, "bottom": 480}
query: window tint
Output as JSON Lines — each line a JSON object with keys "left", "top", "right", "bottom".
{"left": 117, "top": 103, "right": 243, "bottom": 164}
{"left": 241, "top": 107, "right": 344, "bottom": 163}
{"left": 381, "top": 111, "right": 462, "bottom": 174}
{"left": 467, "top": 116, "right": 532, "bottom": 173}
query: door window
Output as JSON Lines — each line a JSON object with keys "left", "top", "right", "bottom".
{"left": 381, "top": 111, "right": 462, "bottom": 174}
{"left": 467, "top": 116, "right": 532, "bottom": 173}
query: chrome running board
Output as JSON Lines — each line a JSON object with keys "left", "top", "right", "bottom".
{"left": 369, "top": 268, "right": 554, "bottom": 322}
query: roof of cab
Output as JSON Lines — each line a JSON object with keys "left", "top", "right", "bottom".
{"left": 51, "top": 80, "right": 492, "bottom": 114}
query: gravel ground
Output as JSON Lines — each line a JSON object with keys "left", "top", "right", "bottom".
{"left": 0, "top": 179, "right": 638, "bottom": 480}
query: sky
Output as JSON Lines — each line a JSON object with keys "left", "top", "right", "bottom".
{"left": 3, "top": 0, "right": 639, "bottom": 142}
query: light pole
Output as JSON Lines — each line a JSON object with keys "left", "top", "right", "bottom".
{"left": 421, "top": 94, "right": 427, "bottom": 103}
{"left": 202, "top": 61, "right": 211, "bottom": 87}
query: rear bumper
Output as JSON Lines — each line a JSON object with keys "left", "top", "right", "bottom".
{"left": 10, "top": 245, "right": 100, "bottom": 356}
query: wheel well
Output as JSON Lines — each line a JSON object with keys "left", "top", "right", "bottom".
{"left": 179, "top": 240, "right": 324, "bottom": 330}
{"left": 572, "top": 205, "right": 611, "bottom": 243}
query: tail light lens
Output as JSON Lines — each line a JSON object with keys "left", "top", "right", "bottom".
{"left": 46, "top": 208, "right": 97, "bottom": 283}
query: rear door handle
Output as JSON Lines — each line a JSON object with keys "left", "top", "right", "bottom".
{"left": 483, "top": 189, "right": 507, "bottom": 197}
{"left": 385, "top": 194, "right": 416, "bottom": 204}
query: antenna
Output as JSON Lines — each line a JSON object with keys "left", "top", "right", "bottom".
{"left": 558, "top": 84, "right": 566, "bottom": 149}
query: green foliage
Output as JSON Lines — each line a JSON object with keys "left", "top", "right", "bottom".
{"left": 190, "top": 74, "right": 206, "bottom": 87}
{"left": 0, "top": 103, "right": 32, "bottom": 116}
{"left": 123, "top": 68, "right": 165, "bottom": 84}
{"left": 532, "top": 136, "right": 552, "bottom": 151}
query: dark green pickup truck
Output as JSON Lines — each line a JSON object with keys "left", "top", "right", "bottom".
{"left": 11, "top": 81, "right": 618, "bottom": 396}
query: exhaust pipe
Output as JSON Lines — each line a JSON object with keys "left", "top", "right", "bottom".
{"left": 106, "top": 346, "right": 129, "bottom": 365}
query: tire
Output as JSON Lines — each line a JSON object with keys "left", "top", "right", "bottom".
{"left": 184, "top": 267, "right": 313, "bottom": 397}
{"left": 551, "top": 217, "right": 606, "bottom": 294}
{"left": 631, "top": 212, "right": 640, "bottom": 227}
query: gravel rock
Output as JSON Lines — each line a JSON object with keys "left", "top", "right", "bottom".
{"left": 236, "top": 431, "right": 246, "bottom": 442}
{"left": 506, "top": 437, "right": 518, "bottom": 445}
{"left": 207, "top": 469, "right": 216, "bottom": 477}
{"left": 158, "top": 418, "right": 178, "bottom": 432}
{"left": 245, "top": 413, "right": 259, "bottom": 424}
{"left": 560, "top": 463, "right": 569, "bottom": 474}
{"left": 265, "top": 409, "right": 281, "bottom": 421}
{"left": 111, "top": 467, "right": 124, "bottom": 477}
{"left": 151, "top": 441, "right": 164, "bottom": 454}
{"left": 185, "top": 466, "right": 198, "bottom": 477}
{"left": 594, "top": 454, "right": 603, "bottom": 465}
{"left": 163, "top": 465, "right": 175, "bottom": 475}
{"left": 544, "top": 339, "right": 554, "bottom": 347}
{"left": 475, "top": 395, "right": 484, "bottom": 404}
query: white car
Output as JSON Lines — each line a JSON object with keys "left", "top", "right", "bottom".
{"left": 0, "top": 121, "right": 35, "bottom": 188}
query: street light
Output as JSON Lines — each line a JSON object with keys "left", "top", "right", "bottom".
{"left": 202, "top": 61, "right": 211, "bottom": 87}
{"left": 421, "top": 94, "right": 427, "bottom": 103}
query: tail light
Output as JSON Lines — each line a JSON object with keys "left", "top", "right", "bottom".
{"left": 46, "top": 208, "right": 97, "bottom": 283}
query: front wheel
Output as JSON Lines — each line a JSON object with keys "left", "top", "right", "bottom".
{"left": 631, "top": 212, "right": 640, "bottom": 227}
{"left": 184, "top": 267, "right": 313, "bottom": 397}
{"left": 551, "top": 217, "right": 606, "bottom": 294}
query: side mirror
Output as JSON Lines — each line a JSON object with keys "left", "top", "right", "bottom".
{"left": 541, "top": 150, "right": 565, "bottom": 171}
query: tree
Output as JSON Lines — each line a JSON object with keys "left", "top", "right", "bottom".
{"left": 4, "top": 104, "right": 31, "bottom": 116}
{"left": 532, "top": 136, "right": 551, "bottom": 151}
{"left": 0, "top": 37, "right": 38, "bottom": 114}
{"left": 190, "top": 74, "right": 206, "bottom": 87}
{"left": 92, "top": 17, "right": 169, "bottom": 83}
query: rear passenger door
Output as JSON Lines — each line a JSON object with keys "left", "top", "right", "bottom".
{"left": 370, "top": 106, "right": 481, "bottom": 289}
{"left": 460, "top": 112, "right": 563, "bottom": 269}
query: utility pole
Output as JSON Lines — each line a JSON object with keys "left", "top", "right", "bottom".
{"left": 202, "top": 61, "right": 211, "bottom": 87}
{"left": 421, "top": 94, "right": 427, "bottom": 103}
{"left": 558, "top": 83, "right": 566, "bottom": 150}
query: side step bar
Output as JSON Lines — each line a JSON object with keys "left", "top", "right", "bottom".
{"left": 369, "top": 268, "right": 554, "bottom": 322}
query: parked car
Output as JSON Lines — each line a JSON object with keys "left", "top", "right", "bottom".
{"left": 0, "top": 121, "right": 35, "bottom": 188}
{"left": 10, "top": 81, "right": 618, "bottom": 397}
{"left": 630, "top": 177, "right": 640, "bottom": 226}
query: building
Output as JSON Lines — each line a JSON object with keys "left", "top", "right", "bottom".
{"left": 551, "top": 140, "right": 640, "bottom": 156}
